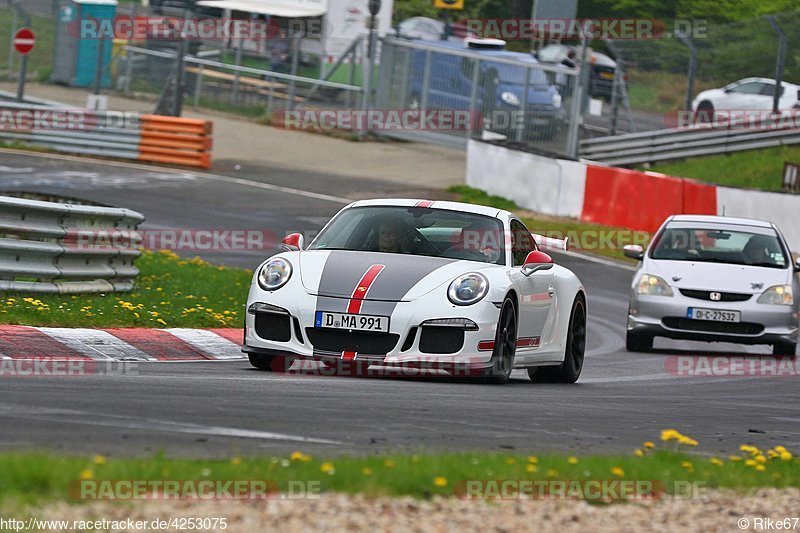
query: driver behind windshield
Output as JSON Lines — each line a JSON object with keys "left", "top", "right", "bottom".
{"left": 377, "top": 219, "right": 410, "bottom": 254}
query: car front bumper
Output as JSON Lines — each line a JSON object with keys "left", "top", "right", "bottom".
{"left": 627, "top": 293, "right": 799, "bottom": 346}
{"left": 243, "top": 283, "right": 503, "bottom": 369}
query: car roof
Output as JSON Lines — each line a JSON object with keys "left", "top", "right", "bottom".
{"left": 732, "top": 77, "right": 799, "bottom": 88}
{"left": 347, "top": 198, "right": 506, "bottom": 219}
{"left": 667, "top": 214, "right": 774, "bottom": 229}
{"left": 413, "top": 38, "right": 532, "bottom": 60}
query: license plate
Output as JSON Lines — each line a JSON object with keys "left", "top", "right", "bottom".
{"left": 599, "top": 71, "right": 614, "bottom": 80}
{"left": 687, "top": 308, "right": 741, "bottom": 323}
{"left": 315, "top": 311, "right": 390, "bottom": 332}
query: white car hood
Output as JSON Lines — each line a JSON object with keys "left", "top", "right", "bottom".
{"left": 298, "top": 250, "right": 491, "bottom": 301}
{"left": 644, "top": 259, "right": 790, "bottom": 293}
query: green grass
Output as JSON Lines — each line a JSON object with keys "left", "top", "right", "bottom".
{"left": 626, "top": 70, "right": 715, "bottom": 114}
{"left": 448, "top": 185, "right": 650, "bottom": 262}
{"left": 0, "top": 441, "right": 798, "bottom": 508}
{"left": 646, "top": 145, "right": 800, "bottom": 192}
{"left": 0, "top": 250, "right": 251, "bottom": 328}
{"left": 0, "top": 9, "right": 56, "bottom": 81}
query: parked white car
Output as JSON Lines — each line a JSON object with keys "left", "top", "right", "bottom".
{"left": 692, "top": 77, "right": 800, "bottom": 119}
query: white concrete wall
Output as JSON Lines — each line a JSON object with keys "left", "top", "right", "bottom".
{"left": 717, "top": 186, "right": 800, "bottom": 253}
{"left": 466, "top": 140, "right": 586, "bottom": 218}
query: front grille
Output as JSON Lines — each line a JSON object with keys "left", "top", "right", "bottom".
{"left": 662, "top": 317, "right": 764, "bottom": 335}
{"left": 679, "top": 289, "right": 752, "bottom": 302}
{"left": 255, "top": 313, "right": 292, "bottom": 342}
{"left": 419, "top": 326, "right": 464, "bottom": 354}
{"left": 305, "top": 328, "right": 400, "bottom": 355}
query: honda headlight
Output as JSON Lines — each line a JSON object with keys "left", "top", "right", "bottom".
{"left": 501, "top": 91, "right": 520, "bottom": 106}
{"left": 635, "top": 274, "right": 674, "bottom": 297}
{"left": 257, "top": 258, "right": 292, "bottom": 291}
{"left": 757, "top": 285, "right": 794, "bottom": 306}
{"left": 552, "top": 91, "right": 562, "bottom": 108}
{"left": 448, "top": 273, "right": 489, "bottom": 306}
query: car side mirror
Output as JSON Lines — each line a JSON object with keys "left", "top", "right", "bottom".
{"left": 623, "top": 244, "right": 644, "bottom": 260}
{"left": 795, "top": 257, "right": 800, "bottom": 272}
{"left": 522, "top": 250, "right": 554, "bottom": 276}
{"left": 281, "top": 233, "right": 304, "bottom": 252}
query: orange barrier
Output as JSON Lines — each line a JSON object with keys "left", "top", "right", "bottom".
{"left": 139, "top": 115, "right": 213, "bottom": 169}
{"left": 581, "top": 165, "right": 717, "bottom": 233}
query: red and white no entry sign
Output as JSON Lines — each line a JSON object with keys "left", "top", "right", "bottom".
{"left": 13, "top": 28, "right": 36, "bottom": 55}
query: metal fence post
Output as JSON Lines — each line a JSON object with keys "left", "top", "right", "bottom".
{"left": 172, "top": 38, "right": 188, "bottom": 116}
{"left": 466, "top": 57, "right": 480, "bottom": 140}
{"left": 232, "top": 38, "right": 243, "bottom": 104}
{"left": 288, "top": 31, "right": 300, "bottom": 112}
{"left": 419, "top": 49, "right": 432, "bottom": 111}
{"left": 515, "top": 67, "right": 530, "bottom": 143}
{"left": 565, "top": 22, "right": 591, "bottom": 159}
{"left": 677, "top": 32, "right": 697, "bottom": 112}
{"left": 766, "top": 15, "right": 786, "bottom": 114}
{"left": 193, "top": 64, "right": 204, "bottom": 109}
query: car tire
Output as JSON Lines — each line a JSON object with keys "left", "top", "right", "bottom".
{"left": 529, "top": 295, "right": 586, "bottom": 383}
{"left": 773, "top": 341, "right": 797, "bottom": 357}
{"left": 482, "top": 297, "right": 517, "bottom": 384}
{"left": 248, "top": 353, "right": 293, "bottom": 372}
{"left": 626, "top": 331, "right": 653, "bottom": 352}
{"left": 695, "top": 101, "right": 714, "bottom": 123}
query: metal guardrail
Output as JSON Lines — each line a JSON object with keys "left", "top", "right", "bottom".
{"left": 0, "top": 101, "right": 213, "bottom": 168}
{"left": 580, "top": 122, "right": 800, "bottom": 166}
{"left": 0, "top": 196, "right": 144, "bottom": 293}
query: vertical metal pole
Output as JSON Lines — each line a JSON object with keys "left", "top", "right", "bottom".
{"left": 766, "top": 15, "right": 786, "bottom": 115}
{"left": 419, "top": 49, "right": 432, "bottom": 111}
{"left": 288, "top": 32, "right": 300, "bottom": 112}
{"left": 194, "top": 64, "right": 203, "bottom": 109}
{"left": 266, "top": 75, "right": 275, "bottom": 117}
{"left": 173, "top": 38, "right": 188, "bottom": 116}
{"left": 94, "top": 37, "right": 105, "bottom": 95}
{"left": 8, "top": 7, "right": 17, "bottom": 80}
{"left": 515, "top": 67, "right": 530, "bottom": 143}
{"left": 345, "top": 46, "right": 356, "bottom": 109}
{"left": 16, "top": 55, "right": 27, "bottom": 101}
{"left": 466, "top": 57, "right": 479, "bottom": 140}
{"left": 232, "top": 38, "right": 243, "bottom": 104}
{"left": 565, "top": 22, "right": 591, "bottom": 159}
{"left": 678, "top": 33, "right": 697, "bottom": 112}
{"left": 609, "top": 61, "right": 621, "bottom": 136}
{"left": 124, "top": 47, "right": 135, "bottom": 94}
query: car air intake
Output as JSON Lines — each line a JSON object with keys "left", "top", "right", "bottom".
{"left": 305, "top": 329, "right": 400, "bottom": 355}
{"left": 679, "top": 289, "right": 752, "bottom": 302}
{"left": 662, "top": 317, "right": 764, "bottom": 335}
{"left": 255, "top": 313, "right": 292, "bottom": 342}
{"left": 419, "top": 326, "right": 465, "bottom": 354}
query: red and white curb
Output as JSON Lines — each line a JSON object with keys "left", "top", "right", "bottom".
{"left": 0, "top": 326, "right": 244, "bottom": 361}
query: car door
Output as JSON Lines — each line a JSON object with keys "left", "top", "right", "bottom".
{"left": 507, "top": 219, "right": 555, "bottom": 354}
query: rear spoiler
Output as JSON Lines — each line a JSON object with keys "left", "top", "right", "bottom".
{"left": 533, "top": 233, "right": 569, "bottom": 252}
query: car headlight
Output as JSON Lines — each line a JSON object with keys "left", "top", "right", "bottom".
{"left": 757, "top": 285, "right": 794, "bottom": 306}
{"left": 448, "top": 273, "right": 489, "bottom": 306}
{"left": 635, "top": 274, "right": 674, "bottom": 297}
{"left": 257, "top": 258, "right": 292, "bottom": 291}
{"left": 501, "top": 91, "right": 520, "bottom": 106}
{"left": 552, "top": 91, "right": 562, "bottom": 108}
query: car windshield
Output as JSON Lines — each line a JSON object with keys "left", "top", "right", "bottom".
{"left": 484, "top": 61, "right": 550, "bottom": 86}
{"left": 650, "top": 225, "right": 788, "bottom": 268}
{"left": 308, "top": 206, "right": 506, "bottom": 265}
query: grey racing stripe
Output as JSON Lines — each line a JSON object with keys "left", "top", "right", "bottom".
{"left": 315, "top": 251, "right": 454, "bottom": 316}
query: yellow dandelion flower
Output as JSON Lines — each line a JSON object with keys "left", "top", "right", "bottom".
{"left": 611, "top": 467, "right": 624, "bottom": 477}
{"left": 728, "top": 455, "right": 742, "bottom": 461}
{"left": 320, "top": 462, "right": 335, "bottom": 474}
{"left": 780, "top": 451, "right": 793, "bottom": 461}
{"left": 384, "top": 459, "right": 396, "bottom": 468}
{"left": 79, "top": 469, "right": 93, "bottom": 480}
{"left": 505, "top": 457, "right": 516, "bottom": 465}
{"left": 527, "top": 456, "right": 538, "bottom": 464}
{"left": 526, "top": 464, "right": 537, "bottom": 473}
{"left": 755, "top": 455, "right": 767, "bottom": 464}
{"left": 362, "top": 467, "right": 373, "bottom": 476}
{"left": 643, "top": 441, "right": 655, "bottom": 449}
{"left": 433, "top": 476, "right": 448, "bottom": 487}
{"left": 567, "top": 456, "right": 578, "bottom": 464}
{"left": 93, "top": 455, "right": 106, "bottom": 465}
{"left": 755, "top": 464, "right": 766, "bottom": 472}
{"left": 231, "top": 457, "right": 242, "bottom": 465}
{"left": 709, "top": 458, "right": 724, "bottom": 466}
{"left": 633, "top": 449, "right": 644, "bottom": 457}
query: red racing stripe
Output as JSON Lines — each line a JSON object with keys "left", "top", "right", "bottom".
{"left": 0, "top": 325, "right": 90, "bottom": 360}
{"left": 104, "top": 328, "right": 212, "bottom": 360}
{"left": 347, "top": 264, "right": 385, "bottom": 314}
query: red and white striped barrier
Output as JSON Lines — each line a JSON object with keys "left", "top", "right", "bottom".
{"left": 0, "top": 326, "right": 243, "bottom": 361}
{"left": 467, "top": 140, "right": 800, "bottom": 252}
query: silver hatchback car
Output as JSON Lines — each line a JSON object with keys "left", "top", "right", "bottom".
{"left": 624, "top": 215, "right": 800, "bottom": 356}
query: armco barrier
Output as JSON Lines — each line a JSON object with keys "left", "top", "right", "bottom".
{"left": 465, "top": 140, "right": 800, "bottom": 252}
{"left": 0, "top": 195, "right": 144, "bottom": 293}
{"left": 0, "top": 102, "right": 212, "bottom": 169}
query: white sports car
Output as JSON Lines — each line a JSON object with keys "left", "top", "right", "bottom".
{"left": 243, "top": 199, "right": 587, "bottom": 384}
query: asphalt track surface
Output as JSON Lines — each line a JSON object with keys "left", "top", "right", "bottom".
{"left": 0, "top": 151, "right": 797, "bottom": 459}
